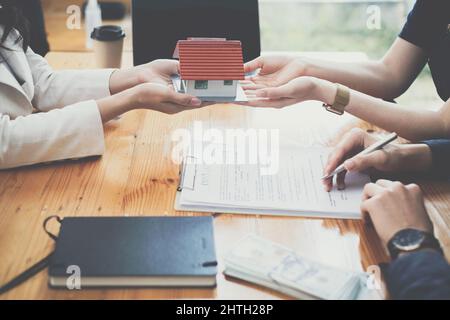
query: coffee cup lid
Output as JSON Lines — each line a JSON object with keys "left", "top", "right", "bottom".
{"left": 91, "top": 25, "right": 125, "bottom": 41}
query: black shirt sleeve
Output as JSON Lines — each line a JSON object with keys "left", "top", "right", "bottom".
{"left": 399, "top": 0, "right": 448, "bottom": 52}
{"left": 385, "top": 250, "right": 450, "bottom": 300}
{"left": 422, "top": 140, "right": 450, "bottom": 178}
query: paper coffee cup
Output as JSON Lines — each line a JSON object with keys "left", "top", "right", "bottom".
{"left": 91, "top": 25, "right": 125, "bottom": 68}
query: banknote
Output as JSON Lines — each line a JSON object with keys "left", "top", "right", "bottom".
{"left": 224, "top": 234, "right": 366, "bottom": 300}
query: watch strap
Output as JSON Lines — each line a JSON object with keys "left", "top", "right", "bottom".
{"left": 322, "top": 84, "right": 350, "bottom": 115}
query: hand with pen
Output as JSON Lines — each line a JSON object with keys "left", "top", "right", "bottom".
{"left": 325, "top": 129, "right": 437, "bottom": 250}
{"left": 322, "top": 128, "right": 433, "bottom": 191}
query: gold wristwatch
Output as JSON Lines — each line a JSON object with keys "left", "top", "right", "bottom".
{"left": 322, "top": 84, "right": 350, "bottom": 115}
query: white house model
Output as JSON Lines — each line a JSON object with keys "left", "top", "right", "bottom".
{"left": 173, "top": 39, "right": 245, "bottom": 98}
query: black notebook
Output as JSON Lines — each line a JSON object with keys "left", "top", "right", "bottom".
{"left": 48, "top": 216, "right": 217, "bottom": 288}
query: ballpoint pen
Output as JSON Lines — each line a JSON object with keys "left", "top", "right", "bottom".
{"left": 321, "top": 132, "right": 398, "bottom": 180}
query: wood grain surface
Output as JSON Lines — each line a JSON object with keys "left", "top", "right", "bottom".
{"left": 0, "top": 52, "right": 448, "bottom": 300}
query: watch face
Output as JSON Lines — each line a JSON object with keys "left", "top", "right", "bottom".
{"left": 392, "top": 229, "right": 426, "bottom": 251}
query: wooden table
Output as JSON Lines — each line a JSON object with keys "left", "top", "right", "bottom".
{"left": 0, "top": 52, "right": 449, "bottom": 300}
{"left": 43, "top": 0, "right": 132, "bottom": 52}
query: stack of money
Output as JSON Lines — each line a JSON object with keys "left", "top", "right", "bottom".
{"left": 224, "top": 235, "right": 372, "bottom": 300}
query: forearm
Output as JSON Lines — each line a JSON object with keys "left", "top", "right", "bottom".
{"left": 347, "top": 90, "right": 445, "bottom": 141}
{"left": 315, "top": 79, "right": 447, "bottom": 141}
{"left": 302, "top": 39, "right": 426, "bottom": 100}
{"left": 96, "top": 87, "right": 138, "bottom": 123}
{"left": 303, "top": 57, "right": 396, "bottom": 99}
{"left": 109, "top": 68, "right": 143, "bottom": 95}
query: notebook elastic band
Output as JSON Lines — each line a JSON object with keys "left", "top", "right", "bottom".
{"left": 0, "top": 216, "right": 62, "bottom": 295}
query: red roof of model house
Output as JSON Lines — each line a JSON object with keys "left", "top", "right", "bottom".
{"left": 173, "top": 39, "right": 245, "bottom": 80}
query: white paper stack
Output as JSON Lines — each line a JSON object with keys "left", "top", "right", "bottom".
{"left": 176, "top": 147, "right": 370, "bottom": 219}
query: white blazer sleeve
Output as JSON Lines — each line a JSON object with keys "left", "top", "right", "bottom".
{"left": 26, "top": 48, "right": 115, "bottom": 111}
{"left": 0, "top": 100, "right": 105, "bottom": 169}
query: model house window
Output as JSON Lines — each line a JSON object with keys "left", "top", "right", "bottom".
{"left": 195, "top": 80, "right": 208, "bottom": 90}
{"left": 224, "top": 80, "right": 233, "bottom": 86}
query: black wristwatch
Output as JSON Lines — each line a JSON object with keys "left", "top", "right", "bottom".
{"left": 387, "top": 228, "right": 443, "bottom": 260}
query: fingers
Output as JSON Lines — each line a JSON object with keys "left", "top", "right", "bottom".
{"left": 254, "top": 83, "right": 294, "bottom": 100}
{"left": 158, "top": 102, "right": 181, "bottom": 115}
{"left": 373, "top": 179, "right": 395, "bottom": 188}
{"left": 168, "top": 60, "right": 180, "bottom": 75}
{"left": 361, "top": 181, "right": 386, "bottom": 213}
{"left": 405, "top": 183, "right": 422, "bottom": 196}
{"left": 167, "top": 91, "right": 202, "bottom": 107}
{"left": 322, "top": 129, "right": 366, "bottom": 192}
{"left": 360, "top": 197, "right": 377, "bottom": 216}
{"left": 240, "top": 82, "right": 267, "bottom": 91}
{"left": 324, "top": 128, "right": 365, "bottom": 176}
{"left": 362, "top": 182, "right": 385, "bottom": 200}
{"left": 362, "top": 179, "right": 407, "bottom": 200}
{"left": 336, "top": 170, "right": 347, "bottom": 190}
{"left": 375, "top": 180, "right": 422, "bottom": 195}
{"left": 153, "top": 59, "right": 180, "bottom": 75}
{"left": 244, "top": 57, "right": 263, "bottom": 73}
{"left": 322, "top": 130, "right": 395, "bottom": 192}
{"left": 345, "top": 150, "right": 387, "bottom": 172}
{"left": 375, "top": 180, "right": 423, "bottom": 195}
{"left": 361, "top": 203, "right": 373, "bottom": 225}
{"left": 158, "top": 101, "right": 202, "bottom": 114}
{"left": 360, "top": 180, "right": 429, "bottom": 241}
{"left": 322, "top": 177, "right": 333, "bottom": 192}
{"left": 240, "top": 98, "right": 299, "bottom": 109}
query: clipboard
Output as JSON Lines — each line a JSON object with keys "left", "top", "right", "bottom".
{"left": 175, "top": 157, "right": 361, "bottom": 220}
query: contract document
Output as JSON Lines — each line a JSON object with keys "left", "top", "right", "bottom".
{"left": 175, "top": 147, "right": 370, "bottom": 219}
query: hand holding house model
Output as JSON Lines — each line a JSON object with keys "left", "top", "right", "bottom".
{"left": 172, "top": 38, "right": 248, "bottom": 102}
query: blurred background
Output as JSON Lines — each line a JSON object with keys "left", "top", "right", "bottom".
{"left": 40, "top": 0, "right": 441, "bottom": 107}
